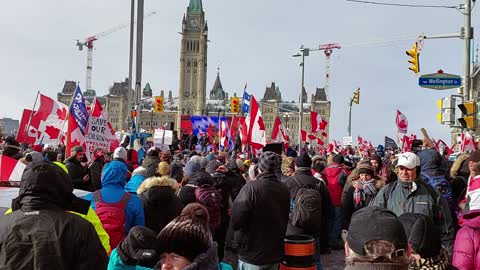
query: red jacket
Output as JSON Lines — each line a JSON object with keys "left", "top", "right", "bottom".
{"left": 452, "top": 211, "right": 480, "bottom": 270}
{"left": 324, "top": 163, "right": 347, "bottom": 207}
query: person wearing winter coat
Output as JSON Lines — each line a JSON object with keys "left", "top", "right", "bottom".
{"left": 324, "top": 154, "right": 348, "bottom": 249}
{"left": 127, "top": 149, "right": 140, "bottom": 179}
{"left": 282, "top": 153, "right": 330, "bottom": 270}
{"left": 64, "top": 145, "right": 91, "bottom": 191}
{"left": 137, "top": 176, "right": 183, "bottom": 234}
{"left": 90, "top": 148, "right": 105, "bottom": 191}
{"left": 398, "top": 213, "right": 449, "bottom": 270}
{"left": 156, "top": 203, "right": 220, "bottom": 270}
{"left": 177, "top": 161, "right": 208, "bottom": 205}
{"left": 142, "top": 149, "right": 161, "bottom": 178}
{"left": 83, "top": 159, "right": 145, "bottom": 235}
{"left": 372, "top": 152, "right": 455, "bottom": 255}
{"left": 108, "top": 226, "right": 159, "bottom": 270}
{"left": 0, "top": 161, "right": 108, "bottom": 269}
{"left": 231, "top": 151, "right": 290, "bottom": 269}
{"left": 452, "top": 180, "right": 480, "bottom": 270}
{"left": 342, "top": 163, "right": 384, "bottom": 229}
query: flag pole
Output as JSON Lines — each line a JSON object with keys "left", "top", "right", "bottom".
{"left": 23, "top": 90, "right": 40, "bottom": 144}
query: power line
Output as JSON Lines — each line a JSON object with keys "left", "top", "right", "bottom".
{"left": 345, "top": 0, "right": 459, "bottom": 9}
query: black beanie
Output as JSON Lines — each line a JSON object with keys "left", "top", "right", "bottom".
{"left": 332, "top": 154, "right": 344, "bottom": 164}
{"left": 118, "top": 226, "right": 159, "bottom": 268}
{"left": 157, "top": 203, "right": 212, "bottom": 262}
{"left": 296, "top": 153, "right": 312, "bottom": 168}
{"left": 258, "top": 151, "right": 282, "bottom": 173}
{"left": 398, "top": 213, "right": 441, "bottom": 258}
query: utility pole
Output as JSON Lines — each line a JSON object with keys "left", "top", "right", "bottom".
{"left": 348, "top": 98, "right": 353, "bottom": 137}
{"left": 299, "top": 48, "right": 307, "bottom": 148}
{"left": 464, "top": 0, "right": 472, "bottom": 101}
{"left": 128, "top": 0, "right": 135, "bottom": 131}
{"left": 135, "top": 0, "right": 144, "bottom": 132}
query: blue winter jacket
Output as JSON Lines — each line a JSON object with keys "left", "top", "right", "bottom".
{"left": 84, "top": 160, "right": 145, "bottom": 233}
{"left": 107, "top": 248, "right": 152, "bottom": 270}
{"left": 124, "top": 175, "right": 146, "bottom": 194}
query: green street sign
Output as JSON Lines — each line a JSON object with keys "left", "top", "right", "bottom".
{"left": 419, "top": 72, "right": 462, "bottom": 90}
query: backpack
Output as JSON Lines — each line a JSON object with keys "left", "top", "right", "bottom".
{"left": 290, "top": 177, "right": 323, "bottom": 232}
{"left": 94, "top": 191, "right": 131, "bottom": 248}
{"left": 194, "top": 184, "right": 222, "bottom": 230}
{"left": 420, "top": 173, "right": 453, "bottom": 206}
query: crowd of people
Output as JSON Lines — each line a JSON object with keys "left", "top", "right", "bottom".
{"left": 0, "top": 134, "right": 479, "bottom": 270}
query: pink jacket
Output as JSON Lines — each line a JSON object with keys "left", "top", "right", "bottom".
{"left": 452, "top": 212, "right": 480, "bottom": 270}
{"left": 324, "top": 163, "right": 346, "bottom": 207}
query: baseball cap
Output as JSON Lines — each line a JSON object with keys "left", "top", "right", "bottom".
{"left": 346, "top": 206, "right": 408, "bottom": 256}
{"left": 395, "top": 152, "right": 420, "bottom": 169}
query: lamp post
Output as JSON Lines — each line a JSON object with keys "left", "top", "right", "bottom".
{"left": 293, "top": 46, "right": 309, "bottom": 148}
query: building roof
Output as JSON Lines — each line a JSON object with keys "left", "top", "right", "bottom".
{"left": 263, "top": 82, "right": 282, "bottom": 101}
{"left": 313, "top": 87, "right": 327, "bottom": 101}
{"left": 210, "top": 70, "right": 226, "bottom": 100}
{"left": 109, "top": 78, "right": 130, "bottom": 97}
{"left": 61, "top": 81, "right": 76, "bottom": 94}
{"left": 188, "top": 0, "right": 203, "bottom": 13}
{"left": 143, "top": 83, "right": 153, "bottom": 97}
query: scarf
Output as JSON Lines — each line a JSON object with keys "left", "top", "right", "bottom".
{"left": 353, "top": 178, "right": 377, "bottom": 207}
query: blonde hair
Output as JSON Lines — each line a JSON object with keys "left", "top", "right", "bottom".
{"left": 346, "top": 240, "right": 410, "bottom": 265}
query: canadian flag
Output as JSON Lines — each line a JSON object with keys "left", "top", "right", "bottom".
{"left": 460, "top": 132, "right": 477, "bottom": 153}
{"left": 271, "top": 116, "right": 287, "bottom": 143}
{"left": 0, "top": 155, "right": 26, "bottom": 182}
{"left": 396, "top": 110, "right": 408, "bottom": 134}
{"left": 219, "top": 118, "right": 231, "bottom": 150}
{"left": 301, "top": 129, "right": 307, "bottom": 142}
{"left": 311, "top": 111, "right": 328, "bottom": 133}
{"left": 16, "top": 109, "right": 34, "bottom": 144}
{"left": 23, "top": 94, "right": 68, "bottom": 145}
{"left": 246, "top": 95, "right": 266, "bottom": 150}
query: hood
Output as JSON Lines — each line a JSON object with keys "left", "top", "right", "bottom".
{"left": 183, "top": 243, "right": 219, "bottom": 270}
{"left": 17, "top": 161, "right": 74, "bottom": 211}
{"left": 101, "top": 160, "right": 128, "bottom": 188}
{"left": 142, "top": 155, "right": 160, "bottom": 168}
{"left": 450, "top": 153, "right": 470, "bottom": 178}
{"left": 128, "top": 149, "right": 139, "bottom": 164}
{"left": 132, "top": 166, "right": 149, "bottom": 178}
{"left": 462, "top": 211, "right": 480, "bottom": 228}
{"left": 189, "top": 170, "right": 214, "bottom": 186}
{"left": 417, "top": 149, "right": 446, "bottom": 176}
{"left": 137, "top": 176, "right": 178, "bottom": 194}
{"left": 169, "top": 161, "right": 184, "bottom": 183}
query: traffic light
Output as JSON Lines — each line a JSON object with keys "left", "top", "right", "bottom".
{"left": 230, "top": 97, "right": 240, "bottom": 113}
{"left": 352, "top": 88, "right": 360, "bottom": 104}
{"left": 436, "top": 97, "right": 455, "bottom": 125}
{"left": 458, "top": 101, "right": 477, "bottom": 129}
{"left": 154, "top": 96, "right": 164, "bottom": 112}
{"left": 406, "top": 42, "right": 420, "bottom": 74}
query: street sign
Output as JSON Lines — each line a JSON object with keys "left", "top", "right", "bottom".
{"left": 419, "top": 72, "right": 462, "bottom": 90}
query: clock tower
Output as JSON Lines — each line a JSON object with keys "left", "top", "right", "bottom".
{"left": 178, "top": 0, "right": 208, "bottom": 125}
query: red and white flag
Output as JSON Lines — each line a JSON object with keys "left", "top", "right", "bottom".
{"left": 246, "top": 95, "right": 266, "bottom": 149}
{"left": 460, "top": 132, "right": 477, "bottom": 153}
{"left": 0, "top": 155, "right": 26, "bottom": 182}
{"left": 310, "top": 111, "right": 328, "bottom": 133}
{"left": 301, "top": 129, "right": 307, "bottom": 142}
{"left": 396, "top": 110, "right": 408, "bottom": 134}
{"left": 25, "top": 94, "right": 68, "bottom": 145}
{"left": 219, "top": 118, "right": 230, "bottom": 149}
{"left": 271, "top": 116, "right": 287, "bottom": 143}
{"left": 16, "top": 109, "right": 34, "bottom": 144}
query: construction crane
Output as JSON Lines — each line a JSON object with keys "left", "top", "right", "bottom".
{"left": 76, "top": 11, "right": 157, "bottom": 91}
{"left": 318, "top": 43, "right": 341, "bottom": 97}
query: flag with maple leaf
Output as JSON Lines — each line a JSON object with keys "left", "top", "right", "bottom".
{"left": 396, "top": 110, "right": 408, "bottom": 134}
{"left": 0, "top": 154, "right": 26, "bottom": 182}
{"left": 24, "top": 94, "right": 68, "bottom": 146}
{"left": 245, "top": 95, "right": 266, "bottom": 150}
{"left": 16, "top": 109, "right": 34, "bottom": 144}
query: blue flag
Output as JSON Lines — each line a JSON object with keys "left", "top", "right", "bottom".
{"left": 69, "top": 85, "right": 89, "bottom": 135}
{"left": 242, "top": 91, "right": 250, "bottom": 113}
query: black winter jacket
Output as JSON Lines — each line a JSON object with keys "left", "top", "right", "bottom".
{"left": 178, "top": 170, "right": 214, "bottom": 206}
{"left": 231, "top": 172, "right": 290, "bottom": 265}
{"left": 89, "top": 159, "right": 104, "bottom": 191}
{"left": 65, "top": 158, "right": 90, "bottom": 191}
{"left": 139, "top": 185, "right": 183, "bottom": 234}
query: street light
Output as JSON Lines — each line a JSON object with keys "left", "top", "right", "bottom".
{"left": 292, "top": 46, "right": 309, "bottom": 148}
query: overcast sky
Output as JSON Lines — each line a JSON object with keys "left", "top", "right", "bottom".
{"left": 1, "top": 0, "right": 478, "bottom": 145}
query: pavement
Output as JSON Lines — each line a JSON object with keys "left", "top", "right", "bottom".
{"left": 224, "top": 249, "right": 345, "bottom": 270}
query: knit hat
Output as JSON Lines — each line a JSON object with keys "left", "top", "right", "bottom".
{"left": 205, "top": 160, "right": 221, "bottom": 175}
{"left": 312, "top": 162, "right": 325, "bottom": 173}
{"left": 70, "top": 145, "right": 85, "bottom": 157}
{"left": 114, "top": 147, "right": 127, "bottom": 161}
{"left": 206, "top": 154, "right": 214, "bottom": 161}
{"left": 236, "top": 159, "right": 245, "bottom": 170}
{"left": 332, "top": 154, "right": 344, "bottom": 164}
{"left": 296, "top": 153, "right": 312, "bottom": 168}
{"left": 93, "top": 148, "right": 105, "bottom": 161}
{"left": 347, "top": 206, "right": 407, "bottom": 256}
{"left": 199, "top": 157, "right": 209, "bottom": 170}
{"left": 157, "top": 162, "right": 170, "bottom": 176}
{"left": 312, "top": 155, "right": 323, "bottom": 164}
{"left": 157, "top": 203, "right": 212, "bottom": 262}
{"left": 118, "top": 226, "right": 159, "bottom": 268}
{"left": 160, "top": 151, "right": 172, "bottom": 163}
{"left": 184, "top": 161, "right": 201, "bottom": 177}
{"left": 398, "top": 213, "right": 441, "bottom": 258}
{"left": 32, "top": 145, "right": 43, "bottom": 153}
{"left": 356, "top": 163, "right": 375, "bottom": 176}
{"left": 258, "top": 151, "right": 282, "bottom": 174}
